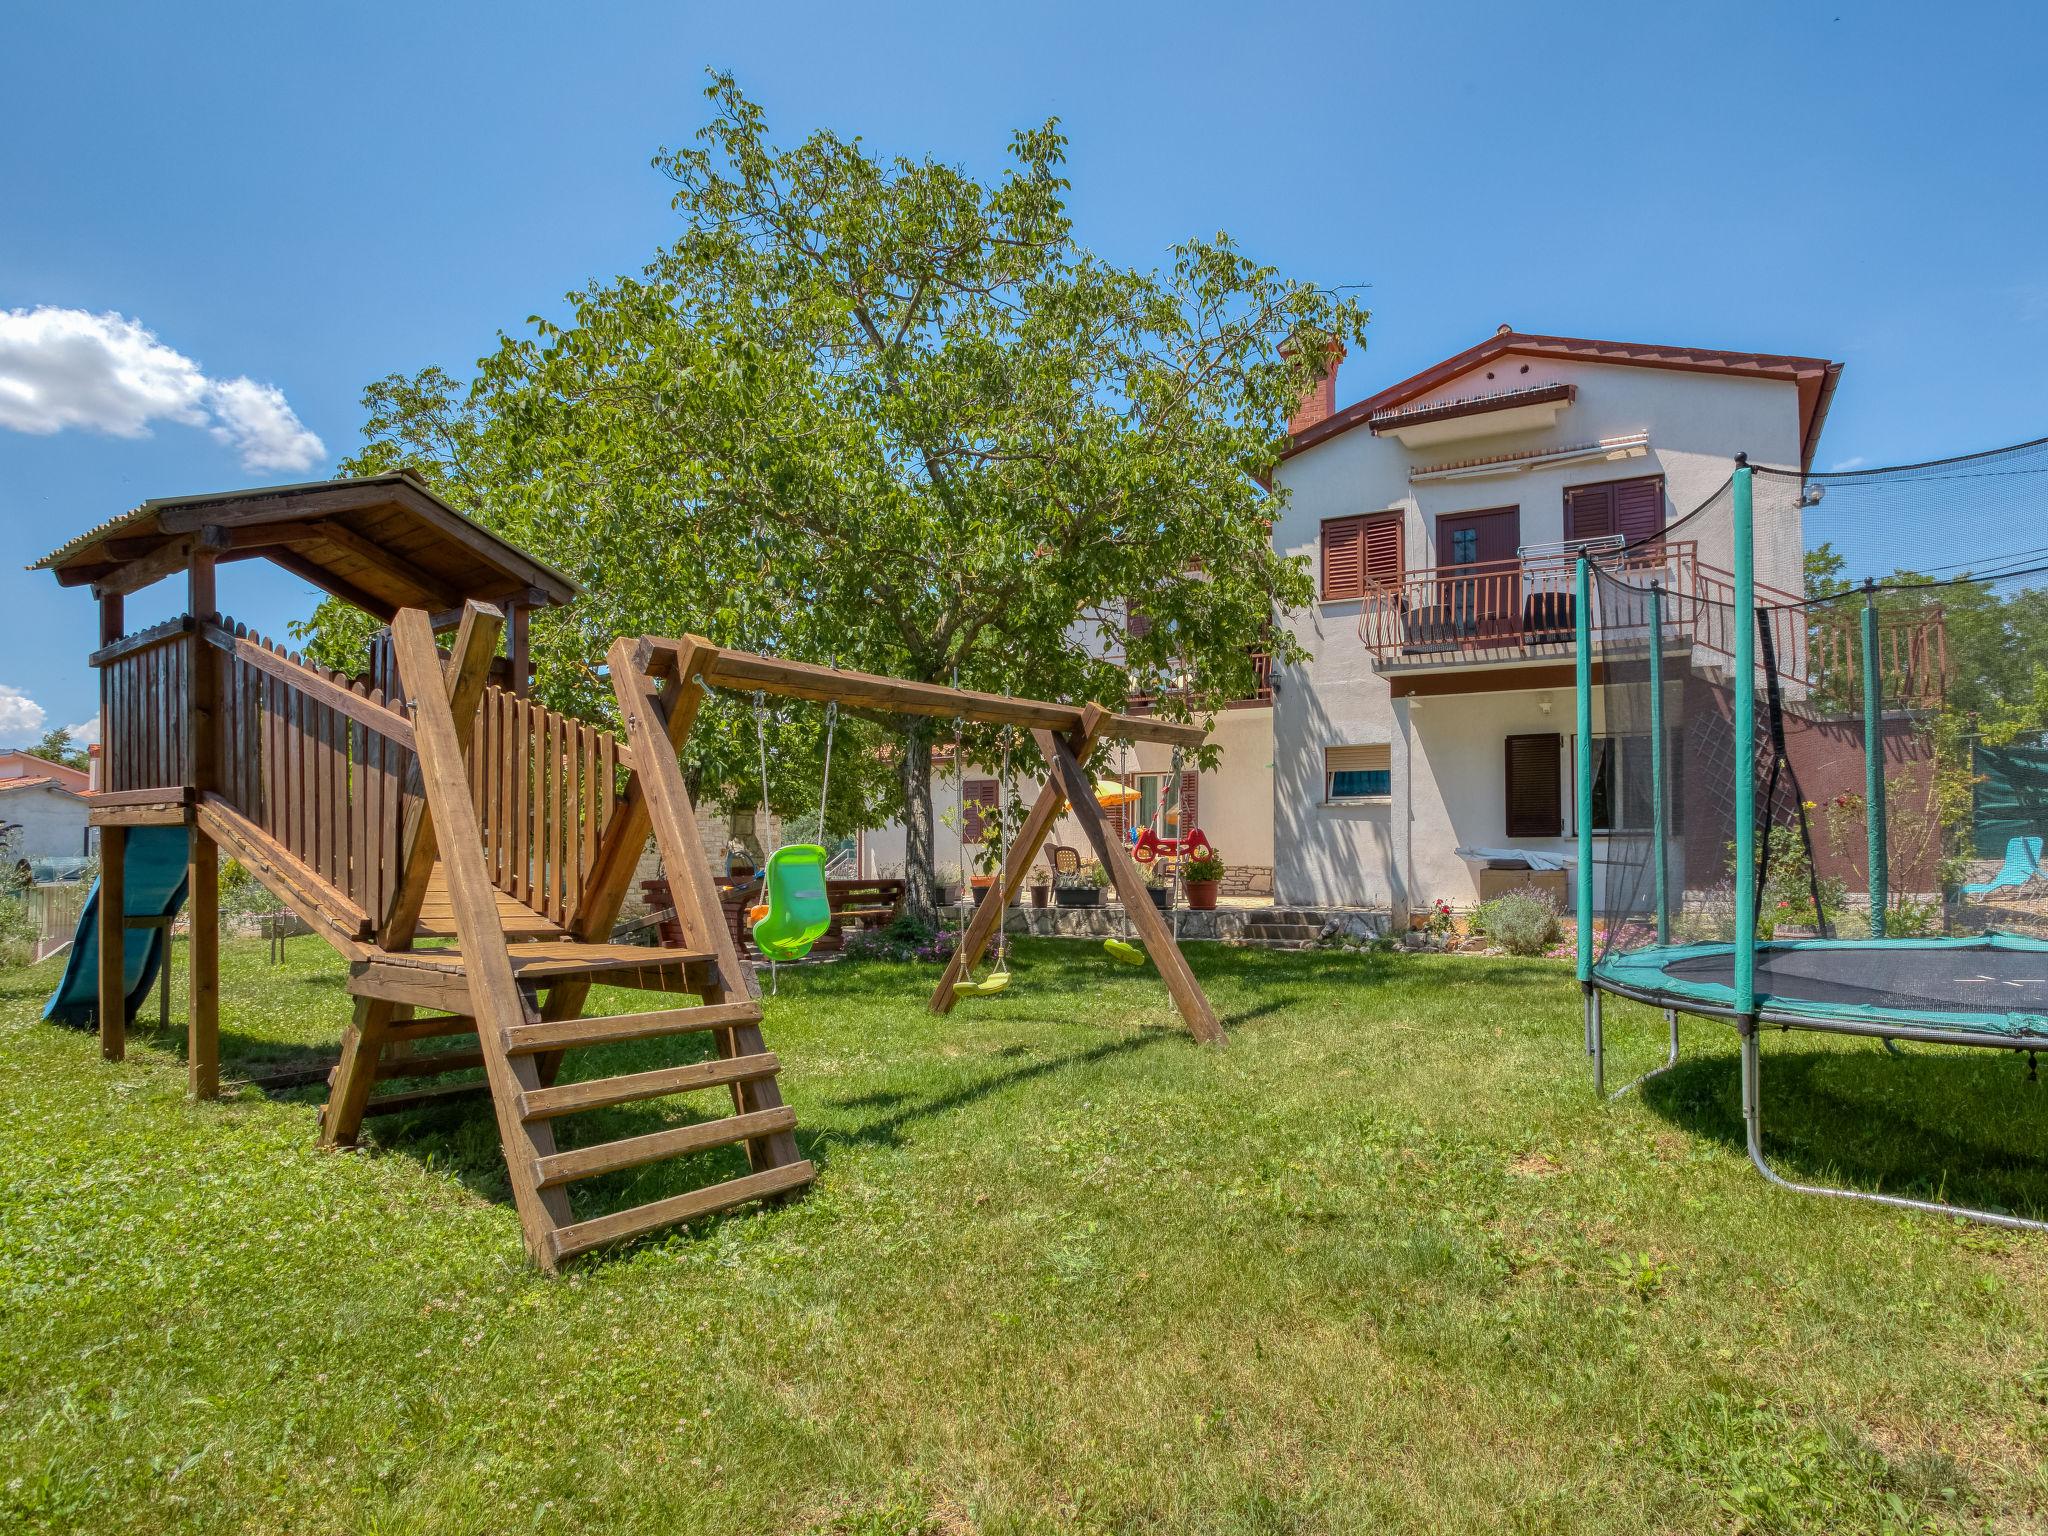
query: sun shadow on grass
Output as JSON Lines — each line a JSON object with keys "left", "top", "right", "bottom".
{"left": 1640, "top": 1038, "right": 2048, "bottom": 1219}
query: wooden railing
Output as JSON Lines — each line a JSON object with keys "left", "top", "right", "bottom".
{"left": 94, "top": 612, "right": 631, "bottom": 938}
{"left": 1806, "top": 606, "right": 1950, "bottom": 710}
{"left": 470, "top": 685, "right": 625, "bottom": 928}
{"left": 206, "top": 619, "right": 417, "bottom": 925}
{"left": 92, "top": 617, "right": 192, "bottom": 792}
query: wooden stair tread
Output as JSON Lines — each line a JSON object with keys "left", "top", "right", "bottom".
{"left": 504, "top": 1000, "right": 763, "bottom": 1055}
{"left": 549, "top": 1160, "right": 815, "bottom": 1262}
{"left": 534, "top": 1105, "right": 797, "bottom": 1188}
{"left": 520, "top": 1052, "right": 782, "bottom": 1120}
{"left": 364, "top": 940, "right": 710, "bottom": 980}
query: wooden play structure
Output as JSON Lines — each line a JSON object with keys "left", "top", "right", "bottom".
{"left": 36, "top": 475, "right": 1221, "bottom": 1271}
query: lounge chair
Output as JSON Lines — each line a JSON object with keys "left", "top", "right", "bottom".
{"left": 1962, "top": 834, "right": 2044, "bottom": 897}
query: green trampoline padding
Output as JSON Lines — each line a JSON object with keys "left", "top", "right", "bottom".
{"left": 1595, "top": 932, "right": 2048, "bottom": 1038}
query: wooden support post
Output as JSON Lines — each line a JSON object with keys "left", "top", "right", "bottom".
{"left": 97, "top": 824, "right": 127, "bottom": 1061}
{"left": 1034, "top": 710, "right": 1225, "bottom": 1046}
{"left": 931, "top": 713, "right": 1106, "bottom": 1013}
{"left": 507, "top": 603, "right": 530, "bottom": 698}
{"left": 321, "top": 997, "right": 401, "bottom": 1146}
{"left": 187, "top": 551, "right": 221, "bottom": 1098}
{"left": 97, "top": 593, "right": 123, "bottom": 795}
{"left": 187, "top": 838, "right": 218, "bottom": 1097}
{"left": 609, "top": 636, "right": 805, "bottom": 1177}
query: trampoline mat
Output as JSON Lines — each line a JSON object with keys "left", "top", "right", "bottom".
{"left": 1658, "top": 938, "right": 2048, "bottom": 1023}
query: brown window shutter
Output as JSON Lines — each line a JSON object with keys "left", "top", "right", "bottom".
{"left": 1363, "top": 513, "right": 1403, "bottom": 588}
{"left": 1504, "top": 733, "right": 1563, "bottom": 838}
{"left": 1179, "top": 770, "right": 1199, "bottom": 831}
{"left": 963, "top": 779, "right": 998, "bottom": 843}
{"left": 1127, "top": 604, "right": 1153, "bottom": 641}
{"left": 1321, "top": 516, "right": 1364, "bottom": 599}
{"left": 1564, "top": 484, "right": 1614, "bottom": 542}
{"left": 1613, "top": 476, "right": 1665, "bottom": 543}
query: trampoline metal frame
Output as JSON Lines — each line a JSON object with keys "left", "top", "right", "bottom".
{"left": 1589, "top": 985, "right": 2048, "bottom": 1233}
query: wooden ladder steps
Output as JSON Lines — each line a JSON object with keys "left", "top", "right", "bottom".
{"left": 533, "top": 1105, "right": 797, "bottom": 1189}
{"left": 518, "top": 1052, "right": 782, "bottom": 1121}
{"left": 503, "top": 1000, "right": 763, "bottom": 1056}
{"left": 549, "top": 1161, "right": 816, "bottom": 1264}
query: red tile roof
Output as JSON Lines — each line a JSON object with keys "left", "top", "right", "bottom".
{"left": 1284, "top": 329, "right": 1842, "bottom": 469}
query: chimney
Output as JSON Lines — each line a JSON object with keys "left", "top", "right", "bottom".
{"left": 1282, "top": 335, "right": 1346, "bottom": 436}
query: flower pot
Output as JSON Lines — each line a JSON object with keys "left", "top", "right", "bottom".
{"left": 1054, "top": 886, "right": 1102, "bottom": 909}
{"left": 1030, "top": 886, "right": 1050, "bottom": 909}
{"left": 1185, "top": 879, "right": 1220, "bottom": 911}
{"left": 972, "top": 881, "right": 997, "bottom": 906}
{"left": 1147, "top": 886, "right": 1172, "bottom": 912}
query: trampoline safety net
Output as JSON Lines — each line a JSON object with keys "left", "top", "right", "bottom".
{"left": 1590, "top": 437, "right": 2048, "bottom": 1028}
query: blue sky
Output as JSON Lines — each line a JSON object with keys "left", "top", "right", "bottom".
{"left": 3, "top": 0, "right": 2043, "bottom": 744}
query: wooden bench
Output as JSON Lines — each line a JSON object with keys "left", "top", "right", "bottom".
{"left": 641, "top": 874, "right": 906, "bottom": 957}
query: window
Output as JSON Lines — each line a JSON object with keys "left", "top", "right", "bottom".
{"left": 1105, "top": 770, "right": 1198, "bottom": 838}
{"left": 962, "top": 778, "right": 998, "bottom": 843}
{"left": 1504, "top": 733, "right": 1563, "bottom": 837}
{"left": 1564, "top": 475, "right": 1665, "bottom": 545}
{"left": 1321, "top": 512, "right": 1403, "bottom": 600}
{"left": 1576, "top": 733, "right": 1685, "bottom": 834}
{"left": 1325, "top": 744, "right": 1391, "bottom": 801}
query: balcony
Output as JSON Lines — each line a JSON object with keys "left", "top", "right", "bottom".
{"left": 1124, "top": 648, "right": 1273, "bottom": 714}
{"left": 1358, "top": 541, "right": 1718, "bottom": 670}
{"left": 1356, "top": 541, "right": 1948, "bottom": 709}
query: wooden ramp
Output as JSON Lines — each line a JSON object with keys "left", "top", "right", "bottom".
{"left": 164, "top": 603, "right": 811, "bottom": 1271}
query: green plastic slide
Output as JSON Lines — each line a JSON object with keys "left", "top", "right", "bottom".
{"left": 749, "top": 844, "right": 833, "bottom": 962}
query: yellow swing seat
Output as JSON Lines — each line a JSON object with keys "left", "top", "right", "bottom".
{"left": 1103, "top": 938, "right": 1147, "bottom": 967}
{"left": 952, "top": 967, "right": 1012, "bottom": 998}
{"left": 748, "top": 844, "right": 833, "bottom": 962}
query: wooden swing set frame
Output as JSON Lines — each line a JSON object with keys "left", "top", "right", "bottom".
{"left": 638, "top": 636, "right": 1225, "bottom": 1045}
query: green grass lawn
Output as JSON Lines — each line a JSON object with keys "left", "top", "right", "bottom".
{"left": 5, "top": 936, "right": 2048, "bottom": 1534}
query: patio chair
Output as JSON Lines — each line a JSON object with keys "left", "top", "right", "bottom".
{"left": 1045, "top": 843, "right": 1083, "bottom": 883}
{"left": 1962, "top": 834, "right": 2045, "bottom": 897}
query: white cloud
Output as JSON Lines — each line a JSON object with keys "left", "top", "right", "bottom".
{"left": 1829, "top": 455, "right": 1867, "bottom": 472}
{"left": 0, "top": 306, "right": 326, "bottom": 473}
{"left": 206, "top": 376, "right": 328, "bottom": 473}
{"left": 0, "top": 686, "right": 48, "bottom": 748}
{"left": 64, "top": 716, "right": 100, "bottom": 749}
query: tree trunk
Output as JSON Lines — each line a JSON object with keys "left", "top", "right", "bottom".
{"left": 899, "top": 716, "right": 939, "bottom": 925}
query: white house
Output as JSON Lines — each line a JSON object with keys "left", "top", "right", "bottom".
{"left": 859, "top": 326, "right": 1839, "bottom": 918}
{"left": 1262, "top": 326, "right": 1835, "bottom": 914}
{"left": 0, "top": 749, "right": 94, "bottom": 862}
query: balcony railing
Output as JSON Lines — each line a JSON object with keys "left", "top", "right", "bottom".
{"left": 1124, "top": 648, "right": 1273, "bottom": 714}
{"left": 1355, "top": 540, "right": 1947, "bottom": 707}
{"left": 1358, "top": 542, "right": 1713, "bottom": 668}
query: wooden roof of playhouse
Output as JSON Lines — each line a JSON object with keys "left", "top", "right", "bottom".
{"left": 30, "top": 473, "right": 578, "bottom": 616}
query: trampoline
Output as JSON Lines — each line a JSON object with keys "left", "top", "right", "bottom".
{"left": 1568, "top": 445, "right": 2048, "bottom": 1233}
{"left": 1597, "top": 935, "right": 2048, "bottom": 1045}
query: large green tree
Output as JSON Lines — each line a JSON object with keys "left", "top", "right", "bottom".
{"left": 308, "top": 75, "right": 1367, "bottom": 915}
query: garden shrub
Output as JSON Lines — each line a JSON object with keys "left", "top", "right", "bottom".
{"left": 1481, "top": 891, "right": 1562, "bottom": 957}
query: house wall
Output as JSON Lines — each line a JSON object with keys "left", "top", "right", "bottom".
{"left": 0, "top": 786, "right": 92, "bottom": 860}
{"left": 1270, "top": 359, "right": 1809, "bottom": 910}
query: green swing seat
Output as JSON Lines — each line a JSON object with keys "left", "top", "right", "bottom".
{"left": 749, "top": 844, "right": 834, "bottom": 962}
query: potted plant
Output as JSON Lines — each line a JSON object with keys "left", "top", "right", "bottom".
{"left": 1055, "top": 860, "right": 1107, "bottom": 908}
{"left": 1144, "top": 859, "right": 1172, "bottom": 912}
{"left": 1183, "top": 851, "right": 1225, "bottom": 911}
{"left": 1029, "top": 869, "right": 1051, "bottom": 909}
